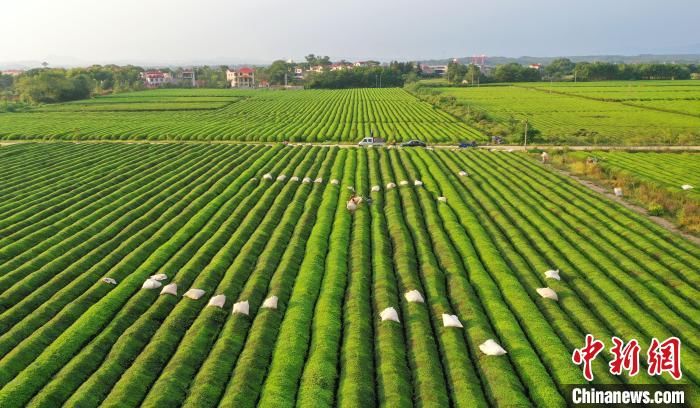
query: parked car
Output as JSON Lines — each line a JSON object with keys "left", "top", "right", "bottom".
{"left": 358, "top": 137, "right": 386, "bottom": 146}
{"left": 400, "top": 140, "right": 426, "bottom": 147}
{"left": 458, "top": 140, "right": 478, "bottom": 148}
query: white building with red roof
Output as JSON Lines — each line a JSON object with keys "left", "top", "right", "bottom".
{"left": 226, "top": 67, "right": 255, "bottom": 88}
{"left": 141, "top": 70, "right": 172, "bottom": 88}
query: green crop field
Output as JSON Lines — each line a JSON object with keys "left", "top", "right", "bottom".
{"left": 552, "top": 150, "right": 700, "bottom": 234}
{"left": 0, "top": 88, "right": 483, "bottom": 143}
{"left": 432, "top": 81, "right": 700, "bottom": 144}
{"left": 525, "top": 80, "right": 700, "bottom": 117}
{"left": 0, "top": 143, "right": 697, "bottom": 407}
{"left": 569, "top": 151, "right": 700, "bottom": 195}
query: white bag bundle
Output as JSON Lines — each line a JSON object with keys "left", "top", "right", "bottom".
{"left": 276, "top": 174, "right": 287, "bottom": 182}
{"left": 442, "top": 314, "right": 463, "bottom": 328}
{"left": 262, "top": 295, "right": 278, "bottom": 309}
{"left": 458, "top": 171, "right": 468, "bottom": 177}
{"left": 207, "top": 294, "right": 226, "bottom": 308}
{"left": 184, "top": 288, "right": 206, "bottom": 300}
{"left": 479, "top": 339, "right": 507, "bottom": 356}
{"left": 544, "top": 269, "right": 560, "bottom": 280}
{"left": 150, "top": 273, "right": 168, "bottom": 281}
{"left": 437, "top": 196, "right": 447, "bottom": 203}
{"left": 386, "top": 182, "right": 396, "bottom": 190}
{"left": 290, "top": 176, "right": 300, "bottom": 182}
{"left": 251, "top": 177, "right": 258, "bottom": 182}
{"left": 232, "top": 300, "right": 250, "bottom": 315}
{"left": 414, "top": 180, "right": 423, "bottom": 186}
{"left": 380, "top": 307, "right": 400, "bottom": 322}
{"left": 142, "top": 279, "right": 162, "bottom": 290}
{"left": 314, "top": 177, "right": 323, "bottom": 183}
{"left": 160, "top": 283, "right": 177, "bottom": 296}
{"left": 399, "top": 180, "right": 409, "bottom": 186}
{"left": 404, "top": 290, "right": 425, "bottom": 303}
{"left": 263, "top": 173, "right": 273, "bottom": 181}
{"left": 537, "top": 287, "right": 558, "bottom": 301}
{"left": 302, "top": 177, "right": 312, "bottom": 183}
{"left": 371, "top": 185, "right": 381, "bottom": 192}
{"left": 613, "top": 187, "right": 623, "bottom": 197}
{"left": 331, "top": 179, "right": 339, "bottom": 185}
{"left": 681, "top": 184, "right": 694, "bottom": 190}
{"left": 347, "top": 200, "right": 358, "bottom": 212}
{"left": 102, "top": 277, "right": 117, "bottom": 285}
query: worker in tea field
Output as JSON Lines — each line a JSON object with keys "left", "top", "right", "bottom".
{"left": 541, "top": 151, "right": 550, "bottom": 163}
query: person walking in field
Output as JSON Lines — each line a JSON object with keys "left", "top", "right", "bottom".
{"left": 541, "top": 151, "right": 550, "bottom": 163}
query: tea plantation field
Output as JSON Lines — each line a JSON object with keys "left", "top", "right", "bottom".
{"left": 0, "top": 88, "right": 483, "bottom": 143}
{"left": 570, "top": 151, "right": 700, "bottom": 196}
{"left": 433, "top": 81, "right": 700, "bottom": 144}
{"left": 0, "top": 143, "right": 697, "bottom": 407}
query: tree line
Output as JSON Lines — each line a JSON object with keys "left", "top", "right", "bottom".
{"left": 0, "top": 65, "right": 232, "bottom": 106}
{"left": 444, "top": 58, "right": 700, "bottom": 85}
{"left": 304, "top": 62, "right": 420, "bottom": 89}
{"left": 2, "top": 57, "right": 698, "bottom": 107}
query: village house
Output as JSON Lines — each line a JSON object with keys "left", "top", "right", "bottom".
{"left": 226, "top": 67, "right": 255, "bottom": 88}
{"left": 330, "top": 62, "right": 353, "bottom": 71}
{"left": 422, "top": 65, "right": 448, "bottom": 76}
{"left": 307, "top": 65, "right": 325, "bottom": 74}
{"left": 141, "top": 70, "right": 173, "bottom": 88}
{"left": 1, "top": 69, "right": 24, "bottom": 76}
{"left": 181, "top": 69, "right": 196, "bottom": 86}
{"left": 354, "top": 61, "right": 379, "bottom": 68}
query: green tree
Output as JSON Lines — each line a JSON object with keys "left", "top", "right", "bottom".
{"left": 492, "top": 63, "right": 541, "bottom": 82}
{"left": 545, "top": 58, "right": 575, "bottom": 78}
{"left": 446, "top": 61, "right": 467, "bottom": 84}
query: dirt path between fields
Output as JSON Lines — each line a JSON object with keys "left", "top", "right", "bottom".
{"left": 549, "top": 165, "right": 700, "bottom": 245}
{"left": 2, "top": 140, "right": 700, "bottom": 151}
{"left": 481, "top": 145, "right": 700, "bottom": 151}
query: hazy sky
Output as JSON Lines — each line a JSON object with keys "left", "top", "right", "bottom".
{"left": 2, "top": 0, "right": 698, "bottom": 65}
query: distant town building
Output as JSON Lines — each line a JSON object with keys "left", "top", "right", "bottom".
{"left": 227, "top": 67, "right": 255, "bottom": 88}
{"left": 294, "top": 67, "right": 304, "bottom": 80}
{"left": 529, "top": 63, "right": 543, "bottom": 70}
{"left": 1, "top": 69, "right": 24, "bottom": 76}
{"left": 141, "top": 70, "right": 172, "bottom": 88}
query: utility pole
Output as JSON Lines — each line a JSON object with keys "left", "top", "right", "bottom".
{"left": 523, "top": 119, "right": 528, "bottom": 147}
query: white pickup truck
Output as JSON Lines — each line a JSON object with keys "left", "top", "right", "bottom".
{"left": 358, "top": 137, "right": 386, "bottom": 146}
